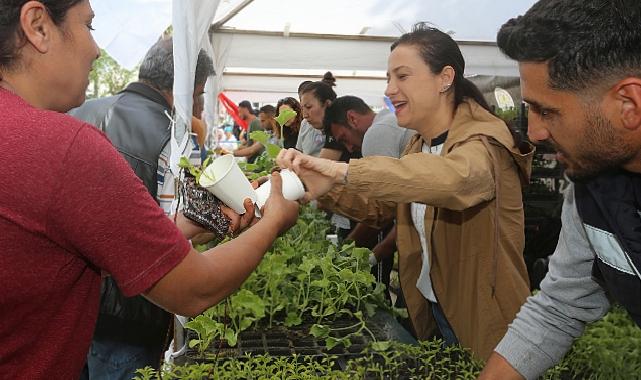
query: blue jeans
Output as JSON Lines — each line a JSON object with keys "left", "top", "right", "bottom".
{"left": 80, "top": 339, "right": 162, "bottom": 380}
{"left": 429, "top": 301, "right": 459, "bottom": 347}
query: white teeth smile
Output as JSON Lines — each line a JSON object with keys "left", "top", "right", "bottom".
{"left": 394, "top": 102, "right": 407, "bottom": 108}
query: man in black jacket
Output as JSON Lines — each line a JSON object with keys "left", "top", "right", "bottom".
{"left": 71, "top": 37, "right": 222, "bottom": 379}
{"left": 479, "top": 1, "right": 641, "bottom": 379}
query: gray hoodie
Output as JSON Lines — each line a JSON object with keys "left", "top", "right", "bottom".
{"left": 495, "top": 184, "right": 611, "bottom": 379}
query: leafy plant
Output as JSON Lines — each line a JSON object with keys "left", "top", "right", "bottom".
{"left": 136, "top": 355, "right": 350, "bottom": 380}
{"left": 310, "top": 311, "right": 377, "bottom": 350}
{"left": 184, "top": 309, "right": 225, "bottom": 356}
{"left": 184, "top": 205, "right": 389, "bottom": 354}
{"left": 146, "top": 305, "right": 641, "bottom": 379}
{"left": 135, "top": 340, "right": 483, "bottom": 379}
{"left": 225, "top": 289, "right": 265, "bottom": 346}
{"left": 344, "top": 340, "right": 483, "bottom": 379}
{"left": 249, "top": 130, "right": 282, "bottom": 158}
{"left": 542, "top": 305, "right": 641, "bottom": 380}
{"left": 237, "top": 130, "right": 282, "bottom": 180}
{"left": 178, "top": 155, "right": 213, "bottom": 184}
{"left": 180, "top": 144, "right": 398, "bottom": 359}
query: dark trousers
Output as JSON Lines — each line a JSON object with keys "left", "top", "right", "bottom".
{"left": 429, "top": 301, "right": 459, "bottom": 346}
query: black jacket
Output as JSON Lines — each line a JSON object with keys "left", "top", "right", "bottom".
{"left": 575, "top": 171, "right": 641, "bottom": 326}
{"left": 70, "top": 82, "right": 173, "bottom": 346}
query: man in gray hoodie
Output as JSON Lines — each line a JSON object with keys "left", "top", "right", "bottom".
{"left": 479, "top": 1, "right": 641, "bottom": 379}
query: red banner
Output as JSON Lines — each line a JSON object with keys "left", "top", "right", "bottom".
{"left": 218, "top": 93, "right": 248, "bottom": 130}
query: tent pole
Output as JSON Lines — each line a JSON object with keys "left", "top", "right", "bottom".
{"left": 212, "top": 0, "right": 255, "bottom": 30}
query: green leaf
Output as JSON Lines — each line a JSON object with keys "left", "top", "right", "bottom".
{"left": 179, "top": 156, "right": 192, "bottom": 169}
{"left": 188, "top": 339, "right": 201, "bottom": 348}
{"left": 232, "top": 289, "right": 266, "bottom": 318}
{"left": 240, "top": 163, "right": 259, "bottom": 171}
{"left": 265, "top": 143, "right": 282, "bottom": 159}
{"left": 225, "top": 329, "right": 238, "bottom": 346}
{"left": 338, "top": 268, "right": 354, "bottom": 281}
{"left": 178, "top": 156, "right": 202, "bottom": 179}
{"left": 299, "top": 258, "right": 318, "bottom": 273}
{"left": 323, "top": 305, "right": 336, "bottom": 317}
{"left": 351, "top": 247, "right": 372, "bottom": 262}
{"left": 325, "top": 337, "right": 342, "bottom": 350}
{"left": 274, "top": 108, "right": 297, "bottom": 127}
{"left": 202, "top": 155, "right": 213, "bottom": 169}
{"left": 364, "top": 302, "right": 377, "bottom": 317}
{"left": 285, "top": 312, "right": 302, "bottom": 327}
{"left": 371, "top": 341, "right": 392, "bottom": 352}
{"left": 249, "top": 130, "right": 271, "bottom": 146}
{"left": 239, "top": 317, "right": 253, "bottom": 330}
{"left": 310, "top": 324, "right": 330, "bottom": 338}
{"left": 311, "top": 278, "right": 330, "bottom": 288}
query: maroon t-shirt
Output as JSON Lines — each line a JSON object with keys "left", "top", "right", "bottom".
{"left": 0, "top": 88, "right": 191, "bottom": 379}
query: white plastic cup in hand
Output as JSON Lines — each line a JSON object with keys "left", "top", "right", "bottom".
{"left": 255, "top": 169, "right": 305, "bottom": 209}
{"left": 199, "top": 154, "right": 256, "bottom": 214}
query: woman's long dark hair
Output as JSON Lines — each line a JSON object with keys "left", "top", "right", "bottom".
{"left": 0, "top": 0, "right": 84, "bottom": 70}
{"left": 391, "top": 23, "right": 492, "bottom": 113}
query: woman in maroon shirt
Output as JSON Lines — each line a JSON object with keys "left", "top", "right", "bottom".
{"left": 0, "top": 1, "right": 300, "bottom": 379}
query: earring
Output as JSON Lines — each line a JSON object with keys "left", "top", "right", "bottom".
{"left": 440, "top": 83, "right": 452, "bottom": 93}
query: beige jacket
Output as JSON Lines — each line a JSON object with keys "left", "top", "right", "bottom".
{"left": 320, "top": 99, "right": 534, "bottom": 360}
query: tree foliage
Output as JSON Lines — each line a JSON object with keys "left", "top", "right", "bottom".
{"left": 87, "top": 49, "right": 138, "bottom": 99}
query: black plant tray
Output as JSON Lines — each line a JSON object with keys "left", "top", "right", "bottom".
{"left": 180, "top": 311, "right": 416, "bottom": 367}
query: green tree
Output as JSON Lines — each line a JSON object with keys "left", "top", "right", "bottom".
{"left": 87, "top": 49, "right": 138, "bottom": 99}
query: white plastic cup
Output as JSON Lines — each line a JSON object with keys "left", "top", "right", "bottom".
{"left": 255, "top": 169, "right": 305, "bottom": 209}
{"left": 199, "top": 154, "right": 256, "bottom": 214}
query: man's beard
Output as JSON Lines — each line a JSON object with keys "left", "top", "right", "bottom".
{"left": 561, "top": 110, "right": 635, "bottom": 181}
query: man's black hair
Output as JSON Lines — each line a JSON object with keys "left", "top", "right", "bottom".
{"left": 259, "top": 104, "right": 276, "bottom": 116}
{"left": 238, "top": 100, "right": 253, "bottom": 113}
{"left": 497, "top": 0, "right": 641, "bottom": 92}
{"left": 323, "top": 95, "right": 372, "bottom": 133}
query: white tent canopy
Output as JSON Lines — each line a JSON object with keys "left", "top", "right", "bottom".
{"left": 216, "top": 0, "right": 534, "bottom": 41}
{"left": 92, "top": 0, "right": 536, "bottom": 107}
{"left": 212, "top": 29, "right": 521, "bottom": 106}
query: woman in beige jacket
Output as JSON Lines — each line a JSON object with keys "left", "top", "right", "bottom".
{"left": 277, "top": 24, "right": 534, "bottom": 361}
